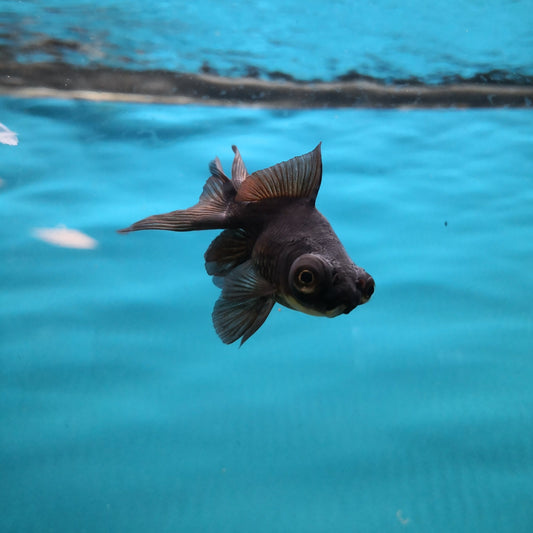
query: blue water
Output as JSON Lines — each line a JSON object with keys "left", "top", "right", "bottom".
{"left": 2, "top": 0, "right": 533, "bottom": 81}
{"left": 2, "top": 1, "right": 533, "bottom": 532}
{"left": 2, "top": 98, "right": 532, "bottom": 532}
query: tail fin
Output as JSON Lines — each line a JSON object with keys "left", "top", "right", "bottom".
{"left": 118, "top": 168, "right": 234, "bottom": 233}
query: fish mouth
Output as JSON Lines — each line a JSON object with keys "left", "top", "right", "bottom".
{"left": 340, "top": 300, "right": 362, "bottom": 315}
{"left": 341, "top": 300, "right": 361, "bottom": 315}
{"left": 339, "top": 275, "right": 375, "bottom": 315}
{"left": 358, "top": 275, "right": 375, "bottom": 301}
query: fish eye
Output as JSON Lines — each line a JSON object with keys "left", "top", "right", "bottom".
{"left": 298, "top": 269, "right": 314, "bottom": 286}
{"left": 294, "top": 267, "right": 318, "bottom": 293}
{"left": 289, "top": 254, "right": 330, "bottom": 295}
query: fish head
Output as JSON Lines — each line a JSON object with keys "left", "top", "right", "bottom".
{"left": 284, "top": 253, "right": 374, "bottom": 317}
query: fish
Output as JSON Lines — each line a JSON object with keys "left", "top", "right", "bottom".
{"left": 119, "top": 144, "right": 374, "bottom": 345}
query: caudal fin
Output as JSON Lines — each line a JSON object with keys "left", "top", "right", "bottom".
{"left": 118, "top": 167, "right": 234, "bottom": 233}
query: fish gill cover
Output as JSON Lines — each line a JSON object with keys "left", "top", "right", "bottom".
{"left": 0, "top": 0, "right": 532, "bottom": 108}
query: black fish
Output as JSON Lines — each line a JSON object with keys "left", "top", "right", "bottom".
{"left": 119, "top": 144, "right": 374, "bottom": 345}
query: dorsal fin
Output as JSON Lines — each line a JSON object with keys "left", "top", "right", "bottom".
{"left": 235, "top": 143, "right": 322, "bottom": 204}
{"left": 198, "top": 171, "right": 230, "bottom": 209}
{"left": 231, "top": 145, "right": 248, "bottom": 190}
{"left": 208, "top": 156, "right": 228, "bottom": 181}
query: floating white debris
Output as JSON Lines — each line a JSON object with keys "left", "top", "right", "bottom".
{"left": 0, "top": 122, "right": 18, "bottom": 146}
{"left": 33, "top": 226, "right": 98, "bottom": 249}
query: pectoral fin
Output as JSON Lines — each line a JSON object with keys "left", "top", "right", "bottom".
{"left": 212, "top": 261, "right": 275, "bottom": 345}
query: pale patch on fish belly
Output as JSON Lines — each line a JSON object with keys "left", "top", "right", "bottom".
{"left": 280, "top": 294, "right": 325, "bottom": 317}
{"left": 279, "top": 294, "right": 346, "bottom": 318}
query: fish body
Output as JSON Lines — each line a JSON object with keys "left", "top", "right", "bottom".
{"left": 120, "top": 144, "right": 374, "bottom": 344}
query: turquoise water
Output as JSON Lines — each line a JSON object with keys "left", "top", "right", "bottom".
{"left": 2, "top": 0, "right": 533, "bottom": 531}
{"left": 2, "top": 0, "right": 533, "bottom": 81}
{"left": 2, "top": 98, "right": 532, "bottom": 532}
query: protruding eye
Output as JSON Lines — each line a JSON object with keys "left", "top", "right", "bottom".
{"left": 298, "top": 269, "right": 314, "bottom": 286}
{"left": 289, "top": 254, "right": 330, "bottom": 295}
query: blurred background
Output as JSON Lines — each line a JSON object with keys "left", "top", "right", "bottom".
{"left": 1, "top": 2, "right": 532, "bottom": 532}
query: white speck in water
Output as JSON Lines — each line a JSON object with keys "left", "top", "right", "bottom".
{"left": 396, "top": 509, "right": 410, "bottom": 526}
{"left": 0, "top": 121, "right": 18, "bottom": 146}
{"left": 32, "top": 226, "right": 98, "bottom": 249}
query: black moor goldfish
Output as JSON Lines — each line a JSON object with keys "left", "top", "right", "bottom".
{"left": 119, "top": 144, "right": 374, "bottom": 344}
